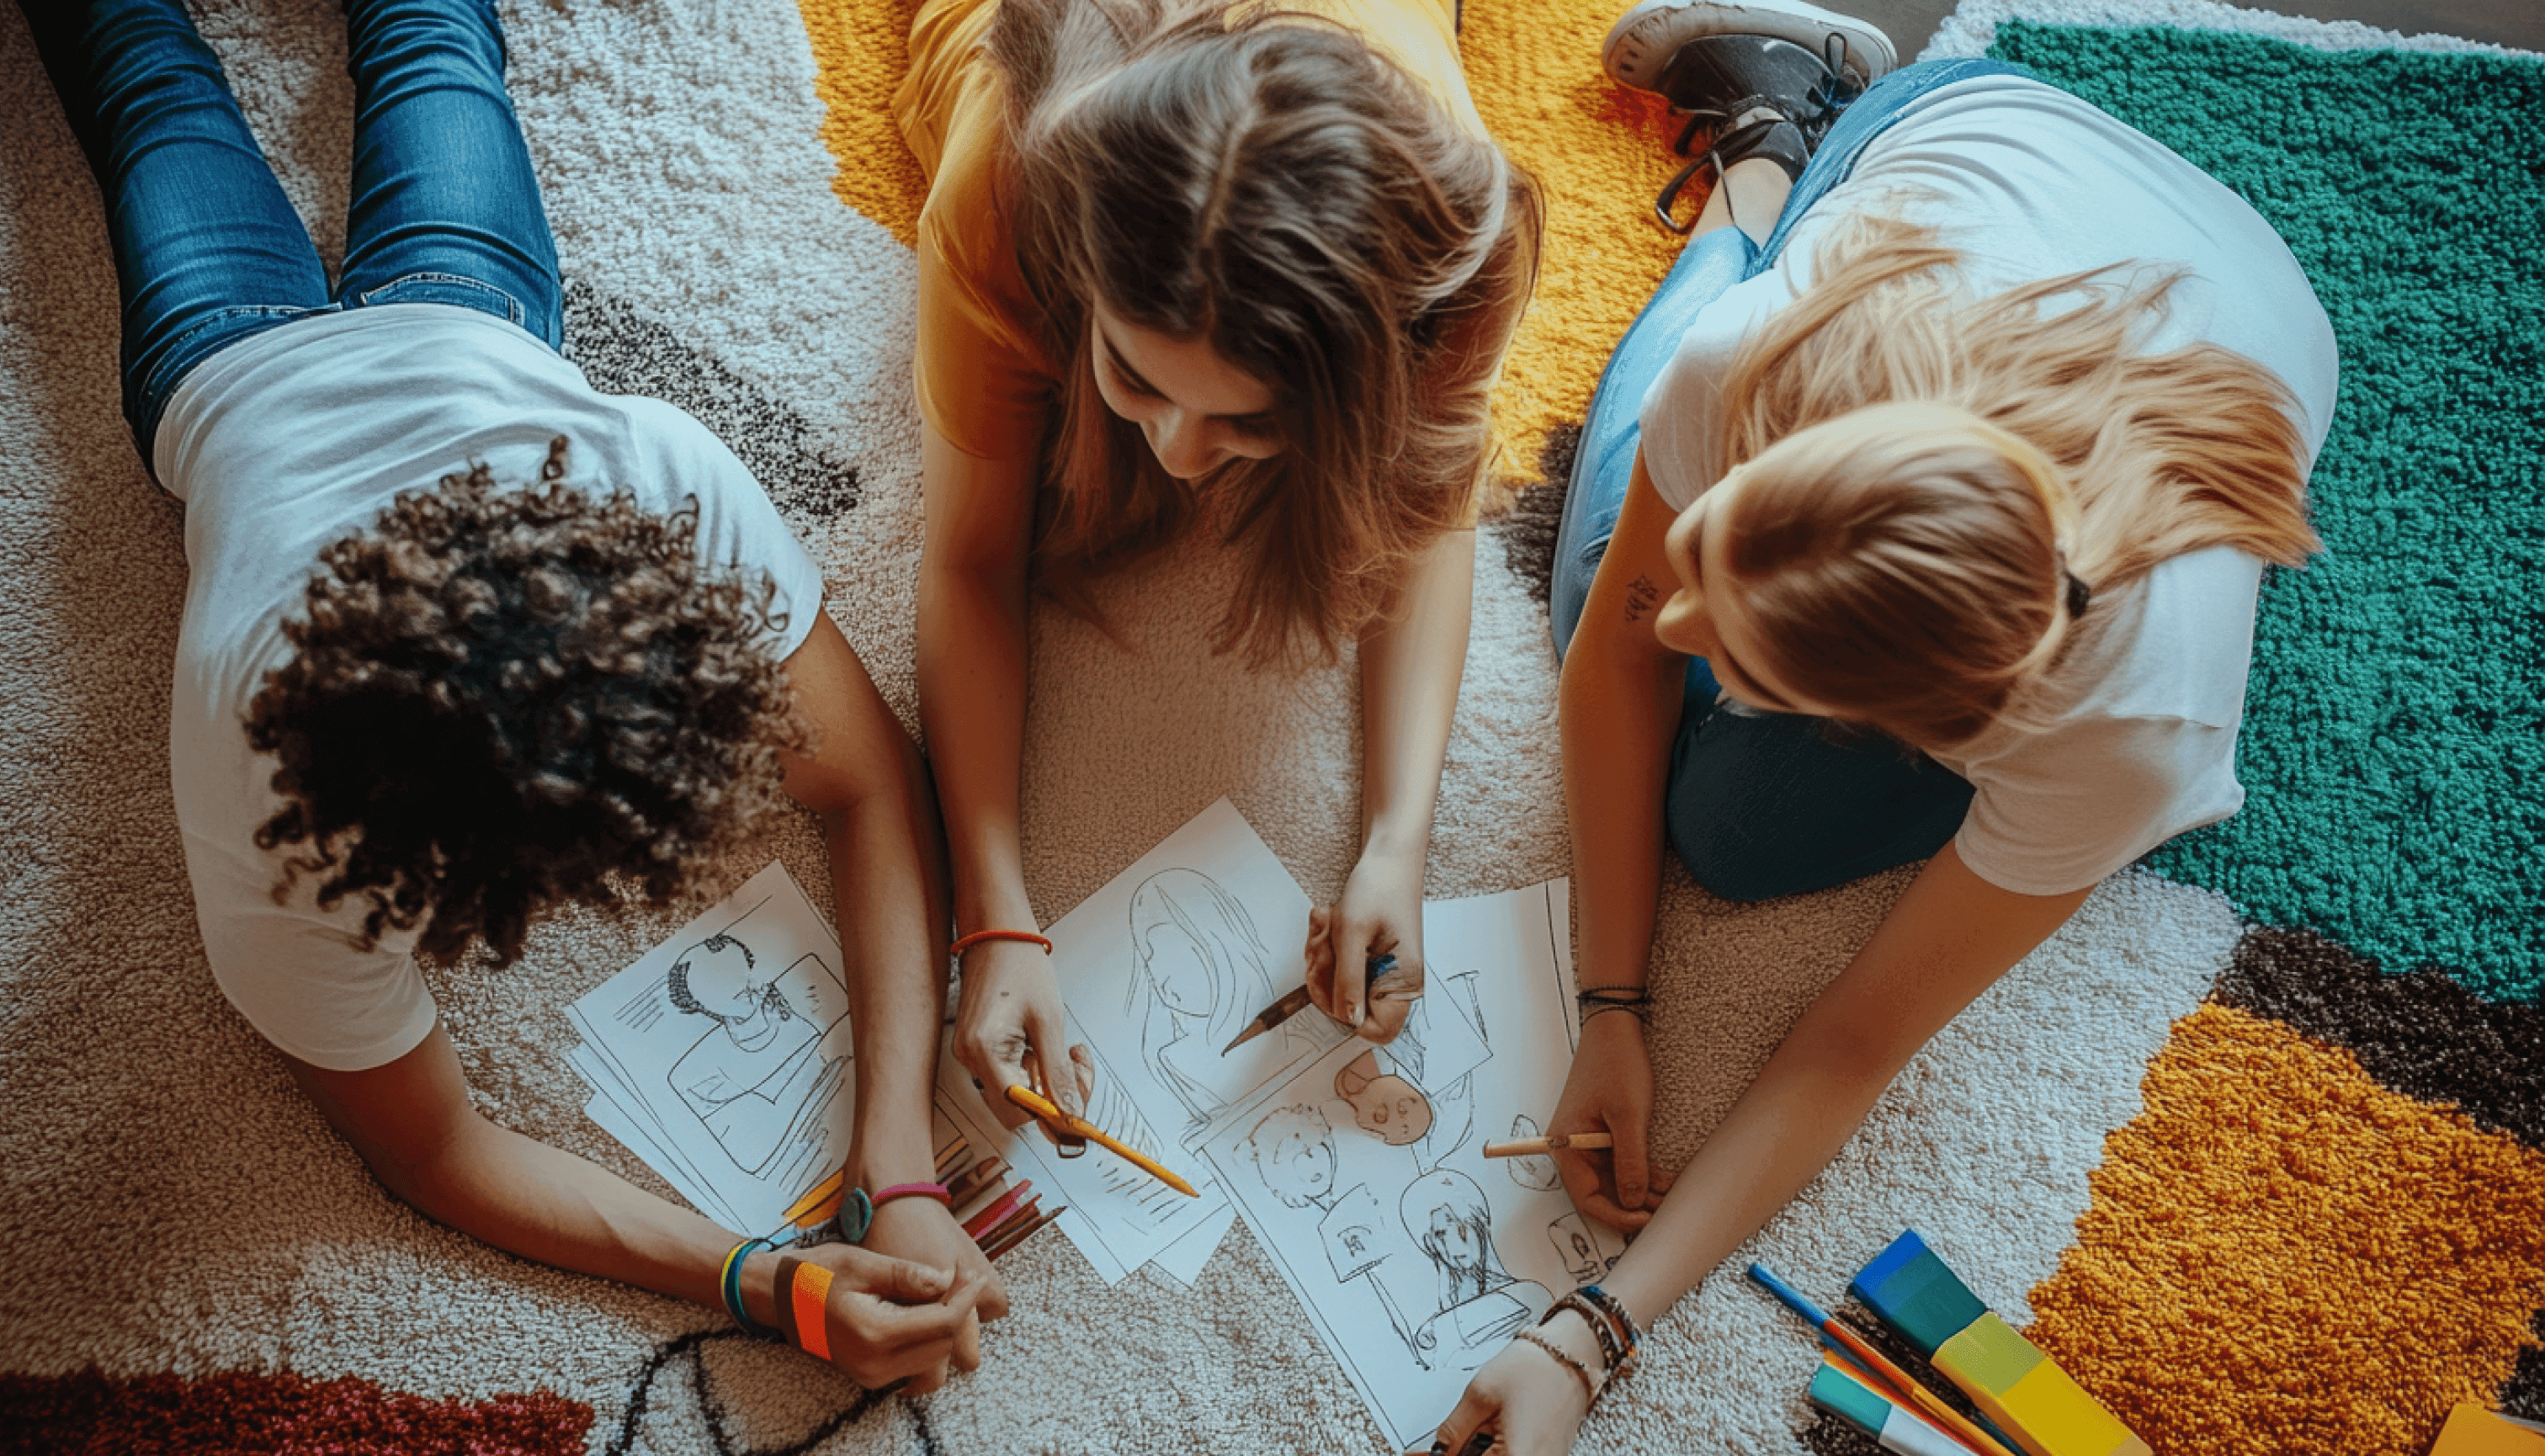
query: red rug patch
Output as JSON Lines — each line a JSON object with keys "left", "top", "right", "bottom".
{"left": 0, "top": 1367, "right": 591, "bottom": 1456}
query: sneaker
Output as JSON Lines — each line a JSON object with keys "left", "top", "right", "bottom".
{"left": 1603, "top": 0, "right": 1895, "bottom": 95}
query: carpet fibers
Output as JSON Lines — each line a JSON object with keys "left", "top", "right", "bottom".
{"left": 0, "top": 0, "right": 2536, "bottom": 1453}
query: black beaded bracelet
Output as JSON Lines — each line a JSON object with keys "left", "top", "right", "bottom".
{"left": 1575, "top": 986, "right": 1653, "bottom": 1028}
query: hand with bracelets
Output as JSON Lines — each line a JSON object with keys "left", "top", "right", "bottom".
{"left": 1419, "top": 1283, "right": 1644, "bottom": 1456}
{"left": 1546, "top": 985, "right": 1676, "bottom": 1229}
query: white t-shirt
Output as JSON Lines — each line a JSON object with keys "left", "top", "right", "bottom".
{"left": 157, "top": 304, "right": 826, "bottom": 1071}
{"left": 1636, "top": 75, "right": 2339, "bottom": 895}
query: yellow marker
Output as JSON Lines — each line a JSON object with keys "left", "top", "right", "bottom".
{"left": 1004, "top": 1084, "right": 1199, "bottom": 1197}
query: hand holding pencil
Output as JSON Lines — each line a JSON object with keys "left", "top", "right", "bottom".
{"left": 1543, "top": 1010, "right": 1674, "bottom": 1230}
{"left": 1304, "top": 849, "right": 1428, "bottom": 1044}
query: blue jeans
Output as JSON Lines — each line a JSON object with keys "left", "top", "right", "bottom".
{"left": 1552, "top": 59, "right": 2027, "bottom": 901}
{"left": 24, "top": 0, "right": 564, "bottom": 473}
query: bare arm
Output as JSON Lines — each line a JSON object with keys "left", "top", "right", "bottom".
{"left": 1603, "top": 843, "right": 2091, "bottom": 1328}
{"left": 1543, "top": 457, "right": 1703, "bottom": 1223}
{"left": 1309, "top": 527, "right": 1476, "bottom": 1041}
{"left": 917, "top": 421, "right": 1092, "bottom": 1126}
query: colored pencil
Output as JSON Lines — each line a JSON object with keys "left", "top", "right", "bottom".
{"left": 982, "top": 1204, "right": 1065, "bottom": 1262}
{"left": 1481, "top": 1132, "right": 1614, "bottom": 1158}
{"left": 933, "top": 1135, "right": 969, "bottom": 1182}
{"left": 975, "top": 1193, "right": 1041, "bottom": 1249}
{"left": 961, "top": 1181, "right": 1033, "bottom": 1241}
{"left": 946, "top": 1157, "right": 1007, "bottom": 1210}
{"left": 1004, "top": 1084, "right": 1199, "bottom": 1197}
{"left": 1748, "top": 1264, "right": 2018, "bottom": 1456}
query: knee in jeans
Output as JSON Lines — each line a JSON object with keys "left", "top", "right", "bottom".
{"left": 1672, "top": 824, "right": 1789, "bottom": 904}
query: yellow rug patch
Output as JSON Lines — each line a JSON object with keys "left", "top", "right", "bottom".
{"left": 1456, "top": 0, "right": 1685, "bottom": 488}
{"left": 798, "top": 0, "right": 931, "bottom": 244}
{"left": 794, "top": 0, "right": 1687, "bottom": 484}
{"left": 2027, "top": 1002, "right": 2545, "bottom": 1455}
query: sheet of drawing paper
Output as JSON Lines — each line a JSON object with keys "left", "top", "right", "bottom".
{"left": 931, "top": 799, "right": 1342, "bottom": 1280}
{"left": 566, "top": 862, "right": 858, "bottom": 1235}
{"left": 1201, "top": 880, "right": 1622, "bottom": 1451}
{"left": 1145, "top": 1206, "right": 1237, "bottom": 1288}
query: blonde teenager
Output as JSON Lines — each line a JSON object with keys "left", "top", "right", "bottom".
{"left": 895, "top": 0, "right": 1540, "bottom": 1132}
{"left": 1429, "top": 2, "right": 2336, "bottom": 1450}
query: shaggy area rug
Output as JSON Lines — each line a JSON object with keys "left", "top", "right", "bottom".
{"left": 0, "top": 0, "right": 2536, "bottom": 1453}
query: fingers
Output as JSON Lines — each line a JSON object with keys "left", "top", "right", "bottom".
{"left": 1305, "top": 906, "right": 1337, "bottom": 1017}
{"left": 1358, "top": 948, "right": 1422, "bottom": 1044}
{"left": 1425, "top": 1379, "right": 1501, "bottom": 1456}
{"left": 1554, "top": 1147, "right": 1651, "bottom": 1231}
{"left": 1610, "top": 1109, "right": 1652, "bottom": 1214}
{"left": 1070, "top": 1043, "right": 1096, "bottom": 1107}
{"left": 832, "top": 1242, "right": 958, "bottom": 1305}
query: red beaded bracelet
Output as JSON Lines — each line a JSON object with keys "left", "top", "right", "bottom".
{"left": 950, "top": 928, "right": 1051, "bottom": 958}
{"left": 870, "top": 1182, "right": 952, "bottom": 1210}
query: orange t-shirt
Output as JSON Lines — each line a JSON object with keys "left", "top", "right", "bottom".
{"left": 892, "top": 0, "right": 1490, "bottom": 465}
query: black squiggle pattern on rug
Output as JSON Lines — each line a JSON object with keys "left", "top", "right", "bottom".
{"left": 605, "top": 1329, "right": 893, "bottom": 1456}
{"left": 561, "top": 282, "right": 863, "bottom": 527}
{"left": 1491, "top": 421, "right": 1581, "bottom": 609}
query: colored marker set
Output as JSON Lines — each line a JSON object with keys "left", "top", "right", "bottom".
{"left": 1751, "top": 1230, "right": 2149, "bottom": 1456}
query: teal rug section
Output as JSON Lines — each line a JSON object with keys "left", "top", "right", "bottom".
{"left": 1986, "top": 23, "right": 2544, "bottom": 1002}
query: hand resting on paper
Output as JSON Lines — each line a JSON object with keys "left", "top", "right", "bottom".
{"left": 1304, "top": 846, "right": 1427, "bottom": 1044}
{"left": 1418, "top": 1315, "right": 1599, "bottom": 1456}
{"left": 1550, "top": 1013, "right": 1674, "bottom": 1230}
{"left": 748, "top": 1240, "right": 990, "bottom": 1392}
{"left": 860, "top": 1194, "right": 1007, "bottom": 1375}
{"left": 952, "top": 936, "right": 1096, "bottom": 1145}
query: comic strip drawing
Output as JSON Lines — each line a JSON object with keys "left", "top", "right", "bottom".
{"left": 1400, "top": 1170, "right": 1553, "bottom": 1371}
{"left": 1335, "top": 1052, "right": 1432, "bottom": 1148}
{"left": 1123, "top": 867, "right": 1320, "bottom": 1145}
{"left": 664, "top": 931, "right": 848, "bottom": 1182}
{"left": 1336, "top": 970, "right": 1489, "bottom": 1172}
{"left": 1502, "top": 1116, "right": 1562, "bottom": 1193}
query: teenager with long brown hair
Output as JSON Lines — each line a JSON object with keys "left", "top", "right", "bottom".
{"left": 895, "top": 0, "right": 1540, "bottom": 1129}
{"left": 1431, "top": 3, "right": 2335, "bottom": 1449}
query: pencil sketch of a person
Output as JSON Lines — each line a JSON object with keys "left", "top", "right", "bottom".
{"left": 1125, "top": 868, "right": 1287, "bottom": 1142}
{"left": 1337, "top": 969, "right": 1487, "bottom": 1170}
{"left": 1244, "top": 1102, "right": 1338, "bottom": 1213}
{"left": 1400, "top": 1170, "right": 1550, "bottom": 1371}
{"left": 664, "top": 933, "right": 847, "bottom": 1176}
{"left": 1335, "top": 1050, "right": 1432, "bottom": 1148}
{"left": 1549, "top": 1211, "right": 1608, "bottom": 1284}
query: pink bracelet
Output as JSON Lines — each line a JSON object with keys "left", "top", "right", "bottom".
{"left": 870, "top": 1182, "right": 952, "bottom": 1210}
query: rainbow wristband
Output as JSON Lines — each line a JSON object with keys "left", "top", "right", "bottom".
{"left": 720, "top": 1236, "right": 778, "bottom": 1340}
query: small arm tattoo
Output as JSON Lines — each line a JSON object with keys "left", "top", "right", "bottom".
{"left": 1623, "top": 573, "right": 1661, "bottom": 623}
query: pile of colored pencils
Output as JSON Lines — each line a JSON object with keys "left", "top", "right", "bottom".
{"left": 933, "top": 1135, "right": 1063, "bottom": 1262}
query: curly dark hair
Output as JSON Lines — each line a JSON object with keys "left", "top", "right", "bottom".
{"left": 247, "top": 439, "right": 809, "bottom": 966}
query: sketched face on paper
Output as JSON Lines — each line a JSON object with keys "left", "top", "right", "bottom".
{"left": 1144, "top": 922, "right": 1214, "bottom": 1017}
{"left": 1335, "top": 1050, "right": 1434, "bottom": 1147}
{"left": 1245, "top": 1103, "right": 1337, "bottom": 1210}
{"left": 668, "top": 934, "right": 795, "bottom": 1051}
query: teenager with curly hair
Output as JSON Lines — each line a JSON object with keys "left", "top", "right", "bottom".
{"left": 898, "top": 0, "right": 1542, "bottom": 1131}
{"left": 26, "top": 0, "right": 996, "bottom": 1391}
{"left": 1429, "top": 3, "right": 2335, "bottom": 1450}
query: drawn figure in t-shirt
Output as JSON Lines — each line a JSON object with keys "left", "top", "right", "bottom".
{"left": 1127, "top": 868, "right": 1294, "bottom": 1143}
{"left": 1401, "top": 1169, "right": 1550, "bottom": 1371}
{"left": 664, "top": 933, "right": 849, "bottom": 1177}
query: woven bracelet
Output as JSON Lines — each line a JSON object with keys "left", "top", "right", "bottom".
{"left": 1576, "top": 986, "right": 1653, "bottom": 1028}
{"left": 720, "top": 1236, "right": 778, "bottom": 1341}
{"left": 1513, "top": 1329, "right": 1601, "bottom": 1405}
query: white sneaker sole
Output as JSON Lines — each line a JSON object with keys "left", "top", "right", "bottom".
{"left": 1602, "top": 0, "right": 1897, "bottom": 93}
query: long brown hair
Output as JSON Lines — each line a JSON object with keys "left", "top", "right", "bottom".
{"left": 1698, "top": 215, "right": 2319, "bottom": 749}
{"left": 992, "top": 0, "right": 1539, "bottom": 664}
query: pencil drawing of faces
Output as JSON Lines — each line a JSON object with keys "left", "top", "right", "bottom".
{"left": 1244, "top": 1103, "right": 1336, "bottom": 1210}
{"left": 1549, "top": 1211, "right": 1603, "bottom": 1284}
{"left": 1502, "top": 1114, "right": 1560, "bottom": 1192}
{"left": 668, "top": 935, "right": 794, "bottom": 1048}
{"left": 1335, "top": 1050, "right": 1434, "bottom": 1146}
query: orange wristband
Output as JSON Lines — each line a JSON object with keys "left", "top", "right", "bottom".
{"left": 950, "top": 928, "right": 1051, "bottom": 958}
{"left": 775, "top": 1257, "right": 835, "bottom": 1363}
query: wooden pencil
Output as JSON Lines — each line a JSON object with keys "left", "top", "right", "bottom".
{"left": 981, "top": 1204, "right": 1065, "bottom": 1262}
{"left": 946, "top": 1157, "right": 1007, "bottom": 1210}
{"left": 1004, "top": 1084, "right": 1198, "bottom": 1197}
{"left": 932, "top": 1135, "right": 970, "bottom": 1182}
{"left": 1481, "top": 1132, "right": 1614, "bottom": 1158}
{"left": 961, "top": 1181, "right": 1033, "bottom": 1241}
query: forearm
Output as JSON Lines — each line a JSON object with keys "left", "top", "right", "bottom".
{"left": 826, "top": 760, "right": 953, "bottom": 1187}
{"left": 1357, "top": 529, "right": 1474, "bottom": 858}
{"left": 915, "top": 561, "right": 1033, "bottom": 933}
{"left": 381, "top": 1108, "right": 762, "bottom": 1315}
{"left": 1559, "top": 628, "right": 1685, "bottom": 993}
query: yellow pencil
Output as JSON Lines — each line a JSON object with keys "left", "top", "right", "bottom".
{"left": 1003, "top": 1084, "right": 1199, "bottom": 1197}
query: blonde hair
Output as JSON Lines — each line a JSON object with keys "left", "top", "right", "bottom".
{"left": 993, "top": 0, "right": 1539, "bottom": 665}
{"left": 1705, "top": 215, "right": 2319, "bottom": 748}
